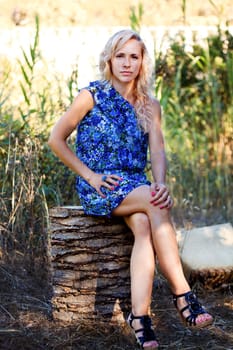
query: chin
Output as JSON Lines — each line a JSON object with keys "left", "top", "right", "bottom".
{"left": 119, "top": 77, "right": 134, "bottom": 83}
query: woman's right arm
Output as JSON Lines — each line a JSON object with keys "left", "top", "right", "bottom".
{"left": 48, "top": 89, "right": 95, "bottom": 183}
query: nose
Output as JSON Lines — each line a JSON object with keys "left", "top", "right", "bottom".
{"left": 123, "top": 56, "right": 130, "bottom": 67}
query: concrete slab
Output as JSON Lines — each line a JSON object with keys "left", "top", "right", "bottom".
{"left": 176, "top": 223, "right": 233, "bottom": 287}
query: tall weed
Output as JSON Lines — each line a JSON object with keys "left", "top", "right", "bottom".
{"left": 0, "top": 17, "right": 77, "bottom": 268}
{"left": 155, "top": 25, "right": 233, "bottom": 221}
{"left": 129, "top": 2, "right": 144, "bottom": 33}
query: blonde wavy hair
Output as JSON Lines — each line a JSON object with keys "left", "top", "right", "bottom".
{"left": 99, "top": 29, "right": 153, "bottom": 132}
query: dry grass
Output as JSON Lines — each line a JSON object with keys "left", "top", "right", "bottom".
{"left": 0, "top": 261, "right": 232, "bottom": 350}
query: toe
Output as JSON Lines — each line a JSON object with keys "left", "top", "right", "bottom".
{"left": 196, "top": 313, "right": 213, "bottom": 325}
{"left": 143, "top": 340, "right": 159, "bottom": 349}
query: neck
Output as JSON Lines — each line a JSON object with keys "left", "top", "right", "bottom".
{"left": 111, "top": 79, "right": 135, "bottom": 103}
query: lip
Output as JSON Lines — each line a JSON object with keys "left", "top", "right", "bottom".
{"left": 120, "top": 71, "right": 132, "bottom": 75}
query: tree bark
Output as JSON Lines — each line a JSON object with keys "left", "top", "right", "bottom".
{"left": 48, "top": 206, "right": 133, "bottom": 324}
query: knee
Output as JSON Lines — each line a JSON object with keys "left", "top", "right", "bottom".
{"left": 129, "top": 213, "right": 151, "bottom": 239}
{"left": 150, "top": 206, "right": 172, "bottom": 222}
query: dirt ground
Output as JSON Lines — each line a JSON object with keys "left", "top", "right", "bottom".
{"left": 0, "top": 257, "right": 232, "bottom": 350}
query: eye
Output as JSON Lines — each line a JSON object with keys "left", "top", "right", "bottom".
{"left": 132, "top": 54, "right": 139, "bottom": 60}
{"left": 115, "top": 53, "right": 124, "bottom": 58}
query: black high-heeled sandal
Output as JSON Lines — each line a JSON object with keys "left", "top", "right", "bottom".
{"left": 173, "top": 291, "right": 213, "bottom": 328}
{"left": 127, "top": 313, "right": 159, "bottom": 349}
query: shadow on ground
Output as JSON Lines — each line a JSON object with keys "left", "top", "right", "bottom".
{"left": 0, "top": 261, "right": 232, "bottom": 350}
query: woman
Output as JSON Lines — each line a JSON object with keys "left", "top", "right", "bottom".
{"left": 48, "top": 29, "right": 213, "bottom": 349}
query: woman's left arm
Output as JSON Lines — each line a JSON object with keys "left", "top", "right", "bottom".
{"left": 148, "top": 99, "right": 173, "bottom": 209}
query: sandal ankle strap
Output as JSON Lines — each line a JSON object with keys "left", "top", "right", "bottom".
{"left": 173, "top": 291, "right": 202, "bottom": 307}
{"left": 127, "top": 313, "right": 158, "bottom": 346}
{"left": 173, "top": 290, "right": 193, "bottom": 298}
{"left": 173, "top": 291, "right": 207, "bottom": 327}
{"left": 127, "top": 312, "right": 150, "bottom": 328}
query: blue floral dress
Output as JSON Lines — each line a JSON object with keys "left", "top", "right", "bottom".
{"left": 75, "top": 80, "right": 150, "bottom": 217}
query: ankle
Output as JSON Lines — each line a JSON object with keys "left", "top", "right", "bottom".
{"left": 131, "top": 307, "right": 150, "bottom": 317}
{"left": 172, "top": 286, "right": 191, "bottom": 295}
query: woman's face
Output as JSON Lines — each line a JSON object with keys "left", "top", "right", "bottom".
{"left": 110, "top": 39, "right": 143, "bottom": 84}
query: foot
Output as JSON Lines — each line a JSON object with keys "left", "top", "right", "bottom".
{"left": 127, "top": 313, "right": 159, "bottom": 349}
{"left": 173, "top": 291, "right": 213, "bottom": 328}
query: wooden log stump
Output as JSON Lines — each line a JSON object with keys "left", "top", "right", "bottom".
{"left": 48, "top": 206, "right": 134, "bottom": 324}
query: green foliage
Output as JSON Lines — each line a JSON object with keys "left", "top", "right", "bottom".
{"left": 18, "top": 14, "right": 40, "bottom": 123}
{"left": 181, "top": 0, "right": 187, "bottom": 25}
{"left": 0, "top": 17, "right": 78, "bottom": 265}
{"left": 129, "top": 2, "right": 144, "bottom": 33}
{"left": 155, "top": 25, "right": 233, "bottom": 219}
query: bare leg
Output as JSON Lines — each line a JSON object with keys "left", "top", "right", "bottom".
{"left": 124, "top": 212, "right": 159, "bottom": 349}
{"left": 113, "top": 185, "right": 189, "bottom": 293}
{"left": 124, "top": 213, "right": 155, "bottom": 316}
{"left": 113, "top": 185, "right": 213, "bottom": 326}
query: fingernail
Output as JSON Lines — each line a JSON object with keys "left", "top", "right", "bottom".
{"left": 151, "top": 192, "right": 156, "bottom": 196}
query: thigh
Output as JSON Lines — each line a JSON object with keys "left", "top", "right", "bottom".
{"left": 112, "top": 185, "right": 170, "bottom": 218}
{"left": 112, "top": 185, "right": 150, "bottom": 216}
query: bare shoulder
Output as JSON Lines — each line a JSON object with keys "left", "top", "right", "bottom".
{"left": 64, "top": 88, "right": 94, "bottom": 124}
{"left": 53, "top": 88, "right": 94, "bottom": 132}
{"left": 73, "top": 88, "right": 94, "bottom": 110}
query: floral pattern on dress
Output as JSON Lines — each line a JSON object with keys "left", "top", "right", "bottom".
{"left": 75, "top": 80, "right": 150, "bottom": 217}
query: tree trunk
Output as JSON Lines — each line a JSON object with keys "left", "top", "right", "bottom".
{"left": 48, "top": 206, "right": 134, "bottom": 324}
